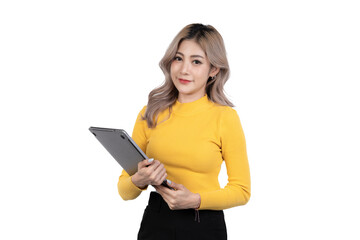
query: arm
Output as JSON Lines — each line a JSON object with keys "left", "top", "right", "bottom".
{"left": 155, "top": 108, "right": 250, "bottom": 210}
{"left": 117, "top": 107, "right": 148, "bottom": 200}
{"left": 118, "top": 158, "right": 167, "bottom": 200}
{"left": 117, "top": 106, "right": 168, "bottom": 200}
{"left": 198, "top": 108, "right": 251, "bottom": 210}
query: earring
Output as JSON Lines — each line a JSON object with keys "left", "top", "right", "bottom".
{"left": 210, "top": 75, "right": 217, "bottom": 80}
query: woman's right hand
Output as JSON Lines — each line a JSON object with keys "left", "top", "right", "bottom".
{"left": 131, "top": 158, "right": 167, "bottom": 189}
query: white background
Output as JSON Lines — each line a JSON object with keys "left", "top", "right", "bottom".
{"left": 1, "top": 0, "right": 359, "bottom": 239}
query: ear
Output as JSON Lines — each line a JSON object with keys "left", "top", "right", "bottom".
{"left": 209, "top": 66, "right": 220, "bottom": 78}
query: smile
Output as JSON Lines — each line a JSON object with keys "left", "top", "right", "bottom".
{"left": 179, "top": 78, "right": 192, "bottom": 84}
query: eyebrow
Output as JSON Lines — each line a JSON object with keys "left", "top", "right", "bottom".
{"left": 176, "top": 52, "right": 205, "bottom": 59}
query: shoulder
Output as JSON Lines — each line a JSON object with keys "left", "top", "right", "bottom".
{"left": 210, "top": 104, "right": 242, "bottom": 132}
{"left": 136, "top": 105, "right": 170, "bottom": 127}
{"left": 136, "top": 105, "right": 147, "bottom": 118}
{"left": 133, "top": 106, "right": 147, "bottom": 125}
{"left": 211, "top": 103, "right": 239, "bottom": 120}
{"left": 140, "top": 105, "right": 147, "bottom": 114}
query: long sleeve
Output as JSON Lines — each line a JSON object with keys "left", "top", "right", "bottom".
{"left": 117, "top": 106, "right": 148, "bottom": 200}
{"left": 198, "top": 108, "right": 251, "bottom": 210}
{"left": 117, "top": 95, "right": 250, "bottom": 210}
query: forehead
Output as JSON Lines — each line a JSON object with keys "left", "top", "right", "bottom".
{"left": 177, "top": 39, "right": 206, "bottom": 57}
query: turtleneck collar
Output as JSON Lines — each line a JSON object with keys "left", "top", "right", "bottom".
{"left": 172, "top": 94, "right": 214, "bottom": 116}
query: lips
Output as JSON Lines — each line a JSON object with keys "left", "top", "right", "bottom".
{"left": 179, "top": 78, "right": 192, "bottom": 84}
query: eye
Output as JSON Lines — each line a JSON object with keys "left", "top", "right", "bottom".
{"left": 193, "top": 60, "right": 202, "bottom": 65}
{"left": 174, "top": 56, "right": 182, "bottom": 61}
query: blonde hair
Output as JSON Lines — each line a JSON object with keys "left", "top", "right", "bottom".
{"left": 143, "top": 23, "right": 233, "bottom": 128}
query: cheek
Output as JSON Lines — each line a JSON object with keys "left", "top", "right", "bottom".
{"left": 195, "top": 69, "right": 210, "bottom": 82}
{"left": 170, "top": 63, "right": 176, "bottom": 76}
{"left": 170, "top": 63, "right": 178, "bottom": 82}
{"left": 170, "top": 62, "right": 180, "bottom": 72}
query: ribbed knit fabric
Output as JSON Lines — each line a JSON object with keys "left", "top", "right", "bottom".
{"left": 118, "top": 95, "right": 250, "bottom": 210}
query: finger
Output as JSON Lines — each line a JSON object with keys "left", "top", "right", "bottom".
{"left": 153, "top": 164, "right": 166, "bottom": 177}
{"left": 151, "top": 160, "right": 162, "bottom": 170}
{"left": 151, "top": 168, "right": 167, "bottom": 185}
{"left": 155, "top": 185, "right": 176, "bottom": 209}
{"left": 153, "top": 185, "right": 166, "bottom": 195}
{"left": 159, "top": 182, "right": 175, "bottom": 196}
{"left": 167, "top": 180, "right": 183, "bottom": 190}
{"left": 155, "top": 171, "right": 167, "bottom": 185}
{"left": 145, "top": 158, "right": 155, "bottom": 167}
{"left": 143, "top": 159, "right": 159, "bottom": 174}
{"left": 160, "top": 172, "right": 168, "bottom": 183}
{"left": 138, "top": 158, "right": 154, "bottom": 169}
{"left": 151, "top": 163, "right": 165, "bottom": 177}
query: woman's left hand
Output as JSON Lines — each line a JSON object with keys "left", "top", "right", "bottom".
{"left": 154, "top": 181, "right": 201, "bottom": 210}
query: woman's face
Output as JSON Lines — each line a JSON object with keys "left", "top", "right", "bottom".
{"left": 170, "top": 39, "right": 219, "bottom": 103}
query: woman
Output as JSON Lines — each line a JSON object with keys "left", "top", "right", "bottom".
{"left": 118, "top": 23, "right": 251, "bottom": 240}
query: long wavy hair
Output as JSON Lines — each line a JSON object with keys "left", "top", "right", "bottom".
{"left": 143, "top": 23, "right": 233, "bottom": 128}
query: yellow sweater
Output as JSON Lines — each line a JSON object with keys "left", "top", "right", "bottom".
{"left": 118, "top": 95, "right": 251, "bottom": 210}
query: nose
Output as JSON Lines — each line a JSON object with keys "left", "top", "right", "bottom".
{"left": 180, "top": 60, "right": 190, "bottom": 75}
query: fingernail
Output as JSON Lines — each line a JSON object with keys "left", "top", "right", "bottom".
{"left": 148, "top": 158, "right": 154, "bottom": 163}
{"left": 167, "top": 179, "right": 172, "bottom": 185}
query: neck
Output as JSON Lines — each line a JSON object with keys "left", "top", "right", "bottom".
{"left": 172, "top": 94, "right": 212, "bottom": 116}
{"left": 177, "top": 93, "right": 206, "bottom": 103}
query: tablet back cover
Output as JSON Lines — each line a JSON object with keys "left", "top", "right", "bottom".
{"left": 89, "top": 127, "right": 146, "bottom": 175}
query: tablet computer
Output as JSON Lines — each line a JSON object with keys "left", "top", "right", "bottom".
{"left": 89, "top": 126, "right": 146, "bottom": 176}
{"left": 89, "top": 126, "right": 173, "bottom": 189}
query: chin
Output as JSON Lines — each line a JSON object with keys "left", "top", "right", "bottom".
{"left": 177, "top": 89, "right": 193, "bottom": 96}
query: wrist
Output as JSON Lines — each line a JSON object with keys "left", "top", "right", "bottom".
{"left": 131, "top": 174, "right": 147, "bottom": 189}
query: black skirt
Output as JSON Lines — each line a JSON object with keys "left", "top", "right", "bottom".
{"left": 138, "top": 192, "right": 227, "bottom": 240}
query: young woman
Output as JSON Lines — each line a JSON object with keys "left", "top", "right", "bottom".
{"left": 118, "top": 23, "right": 251, "bottom": 240}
